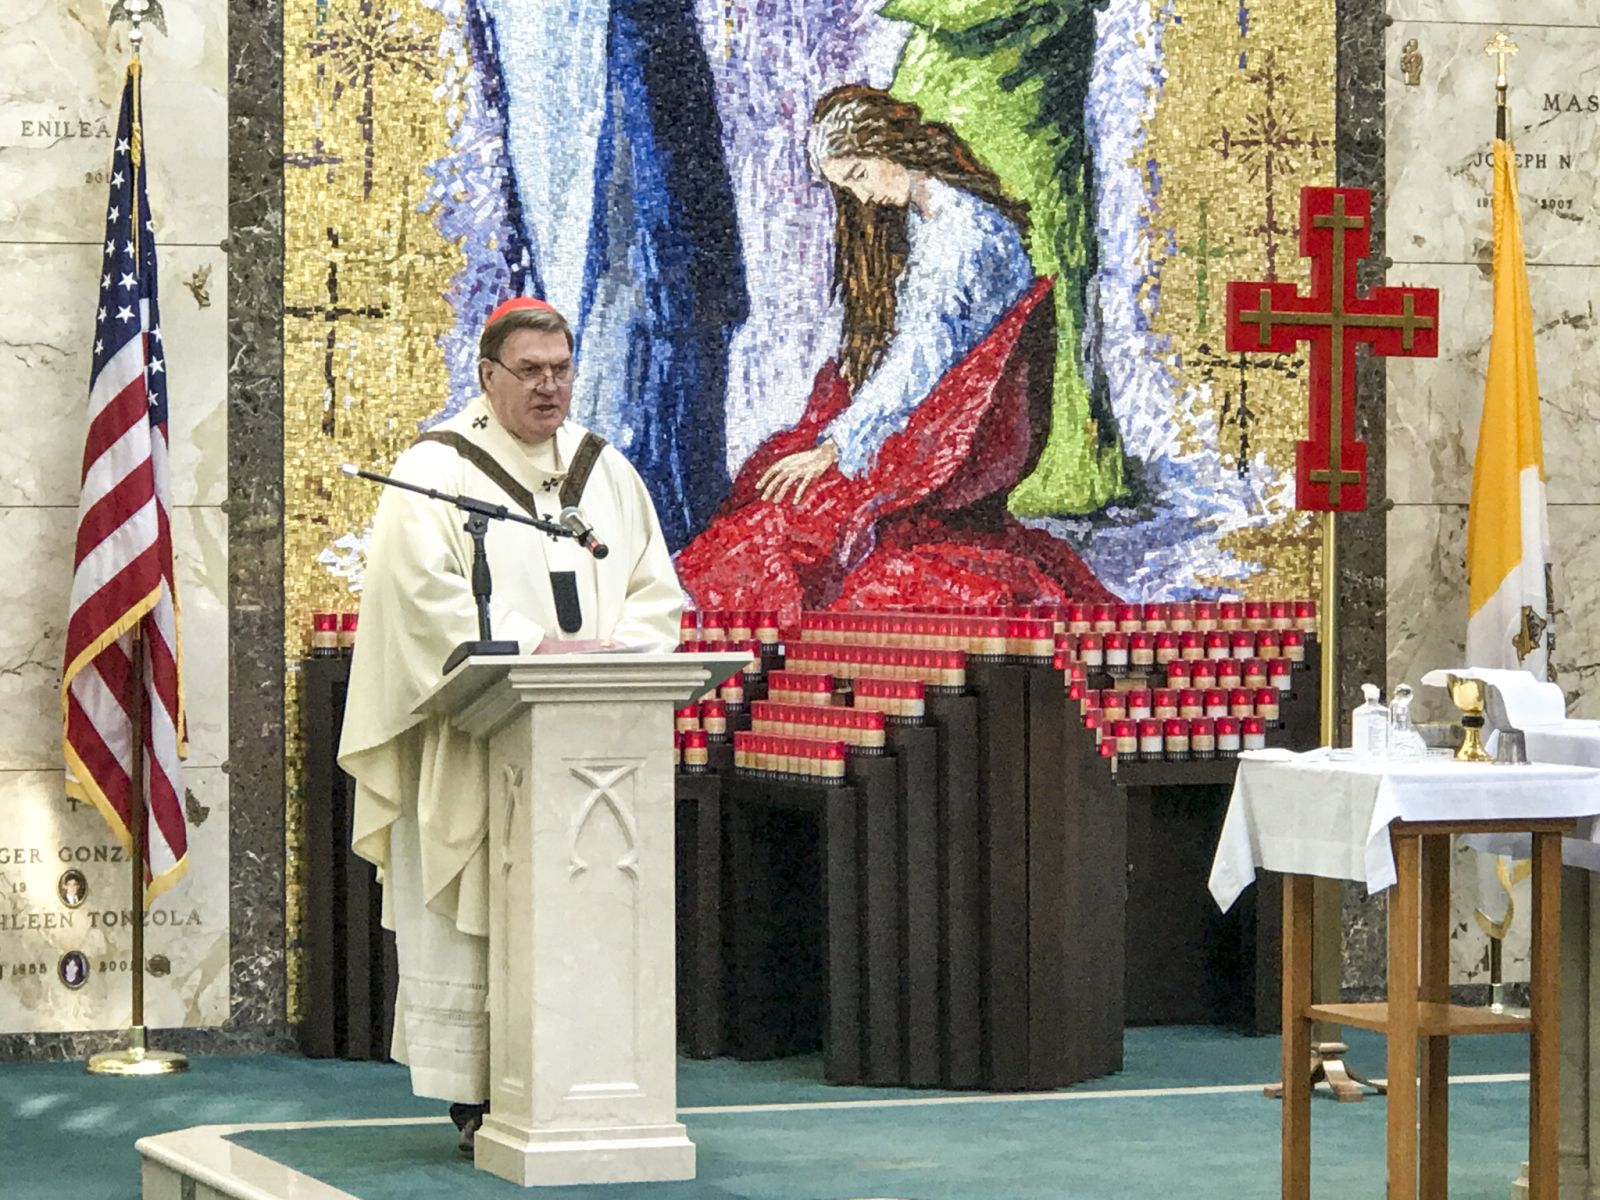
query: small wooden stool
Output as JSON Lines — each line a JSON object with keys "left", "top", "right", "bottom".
{"left": 1279, "top": 818, "right": 1572, "bottom": 1199}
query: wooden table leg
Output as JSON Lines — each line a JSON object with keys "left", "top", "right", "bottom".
{"left": 1283, "top": 873, "right": 1314, "bottom": 1200}
{"left": 1528, "top": 831, "right": 1562, "bottom": 1199}
{"left": 1418, "top": 834, "right": 1450, "bottom": 1200}
{"left": 1388, "top": 832, "right": 1421, "bottom": 1200}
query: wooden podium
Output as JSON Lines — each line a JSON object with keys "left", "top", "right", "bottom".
{"left": 412, "top": 651, "right": 750, "bottom": 1188}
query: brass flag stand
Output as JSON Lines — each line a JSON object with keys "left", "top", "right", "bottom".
{"left": 86, "top": 0, "right": 187, "bottom": 1079}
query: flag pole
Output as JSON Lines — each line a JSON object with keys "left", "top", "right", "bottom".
{"left": 87, "top": 0, "right": 186, "bottom": 1077}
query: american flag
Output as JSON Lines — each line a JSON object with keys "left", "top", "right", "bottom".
{"left": 61, "top": 60, "right": 188, "bottom": 902}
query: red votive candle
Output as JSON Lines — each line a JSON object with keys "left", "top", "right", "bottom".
{"left": 1191, "top": 717, "right": 1217, "bottom": 759}
{"left": 701, "top": 698, "right": 728, "bottom": 737}
{"left": 311, "top": 611, "right": 339, "bottom": 658}
{"left": 1219, "top": 601, "right": 1244, "bottom": 630}
{"left": 1090, "top": 603, "right": 1117, "bottom": 633}
{"left": 701, "top": 609, "right": 728, "bottom": 643}
{"left": 1192, "top": 601, "right": 1218, "bottom": 631}
{"left": 1270, "top": 600, "right": 1295, "bottom": 630}
{"left": 681, "top": 729, "right": 709, "bottom": 772}
{"left": 1112, "top": 719, "right": 1138, "bottom": 758}
{"left": 1270, "top": 658, "right": 1295, "bottom": 692}
{"left": 1216, "top": 658, "right": 1243, "bottom": 688}
{"left": 1166, "top": 659, "right": 1193, "bottom": 687}
{"left": 1229, "top": 687, "right": 1256, "bottom": 718}
{"left": 1078, "top": 633, "right": 1104, "bottom": 670}
{"left": 1167, "top": 601, "right": 1195, "bottom": 632}
{"left": 1125, "top": 688, "right": 1153, "bottom": 720}
{"left": 1164, "top": 718, "right": 1191, "bottom": 761}
{"left": 1179, "top": 630, "right": 1204, "bottom": 661}
{"left": 1204, "top": 688, "right": 1230, "bottom": 718}
{"left": 1117, "top": 604, "right": 1143, "bottom": 632}
{"left": 1242, "top": 715, "right": 1267, "bottom": 752}
{"left": 338, "top": 611, "right": 359, "bottom": 653}
{"left": 1230, "top": 631, "right": 1256, "bottom": 659}
{"left": 1178, "top": 687, "right": 1204, "bottom": 718}
{"left": 1137, "top": 718, "right": 1163, "bottom": 761}
{"left": 1130, "top": 631, "right": 1155, "bottom": 671}
{"left": 1255, "top": 687, "right": 1281, "bottom": 722}
{"left": 1244, "top": 600, "right": 1269, "bottom": 630}
{"left": 1143, "top": 602, "right": 1167, "bottom": 629}
{"left": 1242, "top": 658, "right": 1270, "bottom": 689}
{"left": 1216, "top": 716, "right": 1242, "bottom": 757}
{"left": 1190, "top": 660, "right": 1217, "bottom": 687}
{"left": 1101, "top": 691, "right": 1128, "bottom": 721}
{"left": 1205, "top": 631, "right": 1230, "bottom": 661}
{"left": 1083, "top": 707, "right": 1103, "bottom": 744}
{"left": 1256, "top": 630, "right": 1281, "bottom": 660}
{"left": 1152, "top": 688, "right": 1178, "bottom": 719}
{"left": 1104, "top": 632, "right": 1130, "bottom": 676}
{"left": 1067, "top": 603, "right": 1091, "bottom": 635}
{"left": 1295, "top": 599, "right": 1318, "bottom": 636}
{"left": 1281, "top": 629, "right": 1306, "bottom": 662}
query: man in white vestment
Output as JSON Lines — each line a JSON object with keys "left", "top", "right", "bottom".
{"left": 337, "top": 298, "right": 683, "bottom": 1156}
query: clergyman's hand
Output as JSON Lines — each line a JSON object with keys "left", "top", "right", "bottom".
{"left": 756, "top": 439, "right": 838, "bottom": 506}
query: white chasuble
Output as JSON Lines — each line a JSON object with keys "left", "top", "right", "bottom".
{"left": 337, "top": 397, "right": 682, "bottom": 1099}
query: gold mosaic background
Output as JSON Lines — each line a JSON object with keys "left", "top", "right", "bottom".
{"left": 281, "top": 0, "right": 1336, "bottom": 1019}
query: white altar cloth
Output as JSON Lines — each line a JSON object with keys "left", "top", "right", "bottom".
{"left": 1208, "top": 748, "right": 1600, "bottom": 912}
{"left": 1464, "top": 721, "right": 1600, "bottom": 871}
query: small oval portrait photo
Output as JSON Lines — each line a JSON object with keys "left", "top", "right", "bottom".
{"left": 58, "top": 950, "right": 89, "bottom": 991}
{"left": 58, "top": 869, "right": 88, "bottom": 909}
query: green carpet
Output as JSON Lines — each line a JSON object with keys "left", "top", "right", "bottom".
{"left": 0, "top": 1028, "right": 1535, "bottom": 1200}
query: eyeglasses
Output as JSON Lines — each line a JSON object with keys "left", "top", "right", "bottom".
{"left": 491, "top": 357, "right": 573, "bottom": 386}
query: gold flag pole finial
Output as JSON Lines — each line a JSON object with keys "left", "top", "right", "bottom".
{"left": 1485, "top": 30, "right": 1518, "bottom": 97}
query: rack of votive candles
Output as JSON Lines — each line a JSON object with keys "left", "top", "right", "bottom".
{"left": 850, "top": 676, "right": 926, "bottom": 723}
{"left": 749, "top": 701, "right": 887, "bottom": 755}
{"left": 797, "top": 610, "right": 1054, "bottom": 662}
{"left": 782, "top": 642, "right": 967, "bottom": 692}
{"left": 764, "top": 670, "right": 837, "bottom": 706}
{"left": 732, "top": 731, "right": 847, "bottom": 783}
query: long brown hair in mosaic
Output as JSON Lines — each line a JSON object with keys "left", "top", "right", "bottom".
{"left": 812, "top": 86, "right": 1029, "bottom": 388}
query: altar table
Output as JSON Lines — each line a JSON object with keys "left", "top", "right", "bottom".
{"left": 1210, "top": 750, "right": 1600, "bottom": 1200}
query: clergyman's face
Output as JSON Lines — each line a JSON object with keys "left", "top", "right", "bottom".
{"left": 480, "top": 327, "right": 574, "bottom": 445}
{"left": 821, "top": 154, "right": 912, "bottom": 207}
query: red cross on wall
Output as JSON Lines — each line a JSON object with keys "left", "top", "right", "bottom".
{"left": 1225, "top": 187, "right": 1440, "bottom": 511}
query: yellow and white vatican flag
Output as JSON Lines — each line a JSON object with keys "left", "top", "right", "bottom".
{"left": 1466, "top": 135, "right": 1550, "bottom": 681}
{"left": 1464, "top": 123, "right": 1551, "bottom": 934}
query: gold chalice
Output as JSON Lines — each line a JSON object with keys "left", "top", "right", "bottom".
{"left": 1447, "top": 675, "right": 1493, "bottom": 762}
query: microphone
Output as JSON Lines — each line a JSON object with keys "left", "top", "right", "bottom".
{"left": 558, "top": 506, "right": 609, "bottom": 559}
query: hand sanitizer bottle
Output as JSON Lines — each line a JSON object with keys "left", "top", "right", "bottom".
{"left": 1351, "top": 683, "right": 1390, "bottom": 759}
{"left": 1387, "top": 684, "right": 1427, "bottom": 760}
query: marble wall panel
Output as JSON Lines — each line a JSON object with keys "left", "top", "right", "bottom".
{"left": 0, "top": 0, "right": 228, "bottom": 246}
{"left": 1386, "top": 262, "right": 1600, "bottom": 507}
{"left": 0, "top": 505, "right": 230, "bottom": 772}
{"left": 0, "top": 243, "right": 229, "bottom": 508}
{"left": 1388, "top": 0, "right": 1599, "bottom": 27}
{"left": 1550, "top": 504, "right": 1600, "bottom": 719}
{"left": 0, "top": 765, "right": 229, "bottom": 1033}
{"left": 1387, "top": 19, "right": 1600, "bottom": 269}
{"left": 1388, "top": 500, "right": 1600, "bottom": 719}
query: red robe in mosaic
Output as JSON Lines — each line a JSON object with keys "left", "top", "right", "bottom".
{"left": 675, "top": 278, "right": 1117, "bottom": 627}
